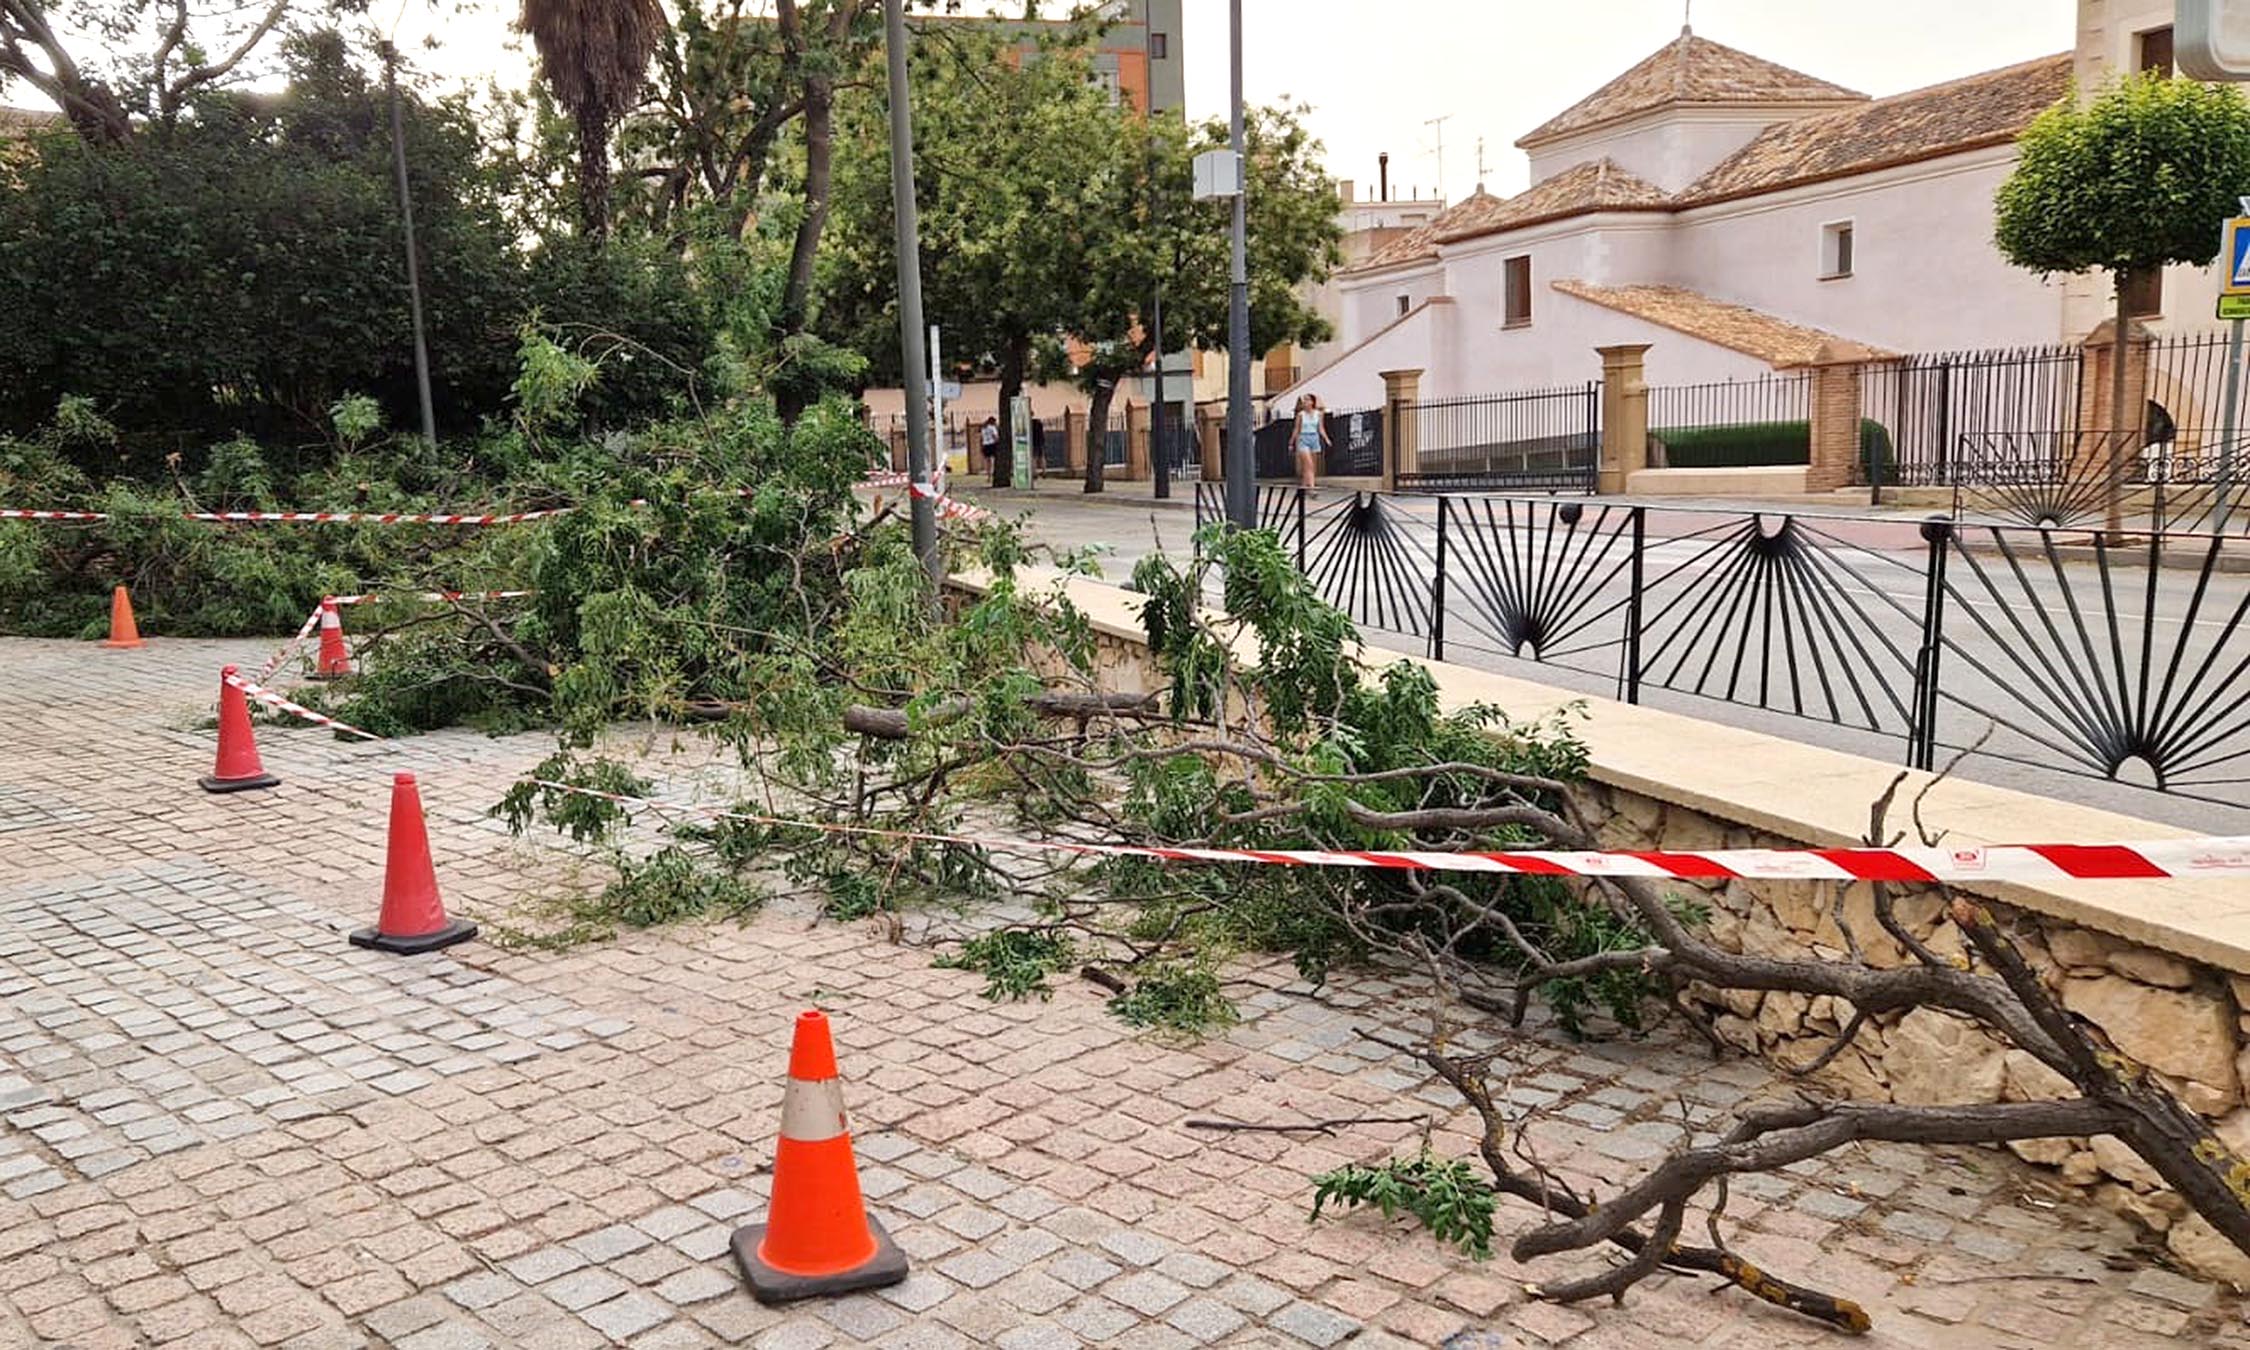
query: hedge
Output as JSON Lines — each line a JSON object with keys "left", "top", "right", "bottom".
{"left": 1653, "top": 419, "right": 1895, "bottom": 480}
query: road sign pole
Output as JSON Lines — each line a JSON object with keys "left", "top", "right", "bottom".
{"left": 2214, "top": 209, "right": 2250, "bottom": 530}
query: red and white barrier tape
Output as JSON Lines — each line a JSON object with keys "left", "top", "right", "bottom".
{"left": 525, "top": 779, "right": 2250, "bottom": 884}
{"left": 223, "top": 670, "right": 383, "bottom": 741}
{"left": 911, "top": 480, "right": 993, "bottom": 523}
{"left": 186, "top": 508, "right": 570, "bottom": 525}
{"left": 0, "top": 508, "right": 107, "bottom": 521}
{"left": 863, "top": 470, "right": 910, "bottom": 488}
{"left": 257, "top": 590, "right": 537, "bottom": 681}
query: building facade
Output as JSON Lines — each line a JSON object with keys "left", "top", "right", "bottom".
{"left": 1285, "top": 15, "right": 2227, "bottom": 416}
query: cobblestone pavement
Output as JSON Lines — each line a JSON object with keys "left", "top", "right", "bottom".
{"left": 2, "top": 635, "right": 2245, "bottom": 1349}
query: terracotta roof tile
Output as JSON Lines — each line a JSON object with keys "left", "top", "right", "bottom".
{"left": 1518, "top": 30, "right": 1863, "bottom": 148}
{"left": 1549, "top": 280, "right": 1894, "bottom": 366}
{"left": 1351, "top": 189, "right": 1502, "bottom": 272}
{"left": 1432, "top": 159, "right": 1671, "bottom": 243}
{"left": 1680, "top": 54, "right": 2069, "bottom": 205}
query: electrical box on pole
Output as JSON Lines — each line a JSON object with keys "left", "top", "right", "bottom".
{"left": 1193, "top": 149, "right": 1242, "bottom": 201}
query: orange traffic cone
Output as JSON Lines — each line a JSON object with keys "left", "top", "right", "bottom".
{"left": 100, "top": 585, "right": 145, "bottom": 648}
{"left": 309, "top": 598, "right": 352, "bottom": 679}
{"left": 350, "top": 773, "right": 477, "bottom": 954}
{"left": 733, "top": 1010, "right": 909, "bottom": 1303}
{"left": 201, "top": 665, "right": 280, "bottom": 793}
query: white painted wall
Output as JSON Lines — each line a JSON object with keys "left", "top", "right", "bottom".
{"left": 1526, "top": 107, "right": 1828, "bottom": 194}
{"left": 1340, "top": 267, "right": 1446, "bottom": 350}
{"left": 1283, "top": 299, "right": 1448, "bottom": 412}
{"left": 1667, "top": 149, "right": 2067, "bottom": 353}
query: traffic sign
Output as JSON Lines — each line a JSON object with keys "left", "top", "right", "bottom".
{"left": 2225, "top": 216, "right": 2250, "bottom": 296}
{"left": 2220, "top": 294, "right": 2250, "bottom": 321}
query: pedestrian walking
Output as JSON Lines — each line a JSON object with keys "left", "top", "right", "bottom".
{"left": 1293, "top": 393, "right": 1330, "bottom": 491}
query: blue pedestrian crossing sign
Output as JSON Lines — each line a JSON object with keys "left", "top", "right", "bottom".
{"left": 2228, "top": 216, "right": 2250, "bottom": 297}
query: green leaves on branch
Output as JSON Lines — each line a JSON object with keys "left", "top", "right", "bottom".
{"left": 1311, "top": 1150, "right": 1499, "bottom": 1260}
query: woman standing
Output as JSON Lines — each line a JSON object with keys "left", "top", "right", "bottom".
{"left": 1293, "top": 394, "right": 1330, "bottom": 491}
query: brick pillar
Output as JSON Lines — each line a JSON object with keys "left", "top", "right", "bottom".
{"left": 2076, "top": 318, "right": 2151, "bottom": 484}
{"left": 1063, "top": 408, "right": 1085, "bottom": 473}
{"left": 1199, "top": 411, "right": 1222, "bottom": 481}
{"left": 1804, "top": 360, "right": 1864, "bottom": 494}
{"left": 1125, "top": 401, "right": 1150, "bottom": 481}
{"left": 1595, "top": 345, "right": 1651, "bottom": 494}
{"left": 1379, "top": 368, "right": 1422, "bottom": 492}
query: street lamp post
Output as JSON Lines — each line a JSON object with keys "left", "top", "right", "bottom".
{"left": 1223, "top": 0, "right": 1253, "bottom": 529}
{"left": 379, "top": 42, "right": 438, "bottom": 450}
{"left": 882, "top": 0, "right": 940, "bottom": 585}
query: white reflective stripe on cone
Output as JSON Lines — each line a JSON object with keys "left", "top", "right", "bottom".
{"left": 321, "top": 606, "right": 340, "bottom": 629}
{"left": 780, "top": 1077, "right": 849, "bottom": 1142}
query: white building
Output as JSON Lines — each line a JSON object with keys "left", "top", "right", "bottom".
{"left": 1285, "top": 27, "right": 2090, "bottom": 409}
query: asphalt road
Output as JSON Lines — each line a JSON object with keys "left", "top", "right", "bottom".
{"left": 955, "top": 485, "right": 2250, "bottom": 834}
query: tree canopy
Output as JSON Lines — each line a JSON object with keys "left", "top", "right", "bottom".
{"left": 1996, "top": 71, "right": 2250, "bottom": 281}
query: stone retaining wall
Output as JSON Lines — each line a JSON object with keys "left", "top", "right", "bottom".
{"left": 958, "top": 570, "right": 2250, "bottom": 1284}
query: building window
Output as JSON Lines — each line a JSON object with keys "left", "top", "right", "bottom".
{"left": 1150, "top": 32, "right": 1167, "bottom": 60}
{"left": 2124, "top": 265, "right": 2164, "bottom": 318}
{"left": 2139, "top": 26, "right": 2174, "bottom": 77}
{"left": 1396, "top": 294, "right": 1410, "bottom": 317}
{"left": 1503, "top": 255, "right": 1532, "bottom": 327}
{"left": 1820, "top": 220, "right": 1854, "bottom": 278}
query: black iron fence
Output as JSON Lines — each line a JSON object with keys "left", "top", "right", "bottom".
{"left": 1394, "top": 385, "right": 1598, "bottom": 493}
{"left": 1195, "top": 487, "right": 2250, "bottom": 808}
{"left": 1252, "top": 406, "right": 1385, "bottom": 479}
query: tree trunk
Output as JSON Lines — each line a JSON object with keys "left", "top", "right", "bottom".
{"left": 1084, "top": 380, "right": 1117, "bottom": 494}
{"left": 773, "top": 72, "right": 834, "bottom": 425}
{"left": 2106, "top": 272, "right": 2133, "bottom": 539}
{"left": 577, "top": 113, "right": 613, "bottom": 244}
{"left": 994, "top": 338, "right": 1027, "bottom": 488}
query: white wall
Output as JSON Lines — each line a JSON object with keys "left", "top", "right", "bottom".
{"left": 1282, "top": 299, "right": 1447, "bottom": 412}
{"left": 1667, "top": 149, "right": 2066, "bottom": 352}
{"left": 1339, "top": 266, "right": 1446, "bottom": 350}
{"left": 1527, "top": 108, "right": 1815, "bottom": 194}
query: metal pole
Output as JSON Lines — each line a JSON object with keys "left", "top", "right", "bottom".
{"left": 2218, "top": 317, "right": 2244, "bottom": 531}
{"left": 1152, "top": 283, "right": 1170, "bottom": 500}
{"left": 382, "top": 45, "right": 438, "bottom": 450}
{"left": 883, "top": 0, "right": 939, "bottom": 583}
{"left": 1223, "top": 0, "right": 1254, "bottom": 529}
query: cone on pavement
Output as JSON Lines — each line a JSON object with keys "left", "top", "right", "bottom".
{"left": 309, "top": 598, "right": 352, "bottom": 679}
{"left": 100, "top": 585, "right": 145, "bottom": 648}
{"left": 200, "top": 665, "right": 279, "bottom": 793}
{"left": 733, "top": 1010, "right": 908, "bottom": 1303}
{"left": 350, "top": 773, "right": 477, "bottom": 954}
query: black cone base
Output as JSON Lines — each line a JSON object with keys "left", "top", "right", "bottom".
{"left": 732, "top": 1213, "right": 908, "bottom": 1304}
{"left": 200, "top": 772, "right": 280, "bottom": 794}
{"left": 348, "top": 919, "right": 478, "bottom": 954}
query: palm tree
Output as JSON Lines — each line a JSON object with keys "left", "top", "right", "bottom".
{"left": 517, "top": 0, "right": 667, "bottom": 242}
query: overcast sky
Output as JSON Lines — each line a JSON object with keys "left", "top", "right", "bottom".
{"left": 27, "top": 0, "right": 2078, "bottom": 204}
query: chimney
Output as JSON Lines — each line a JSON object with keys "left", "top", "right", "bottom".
{"left": 1378, "top": 152, "right": 1390, "bottom": 202}
{"left": 1339, "top": 179, "right": 1355, "bottom": 203}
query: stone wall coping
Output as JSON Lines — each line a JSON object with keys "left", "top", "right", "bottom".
{"left": 955, "top": 566, "right": 2250, "bottom": 976}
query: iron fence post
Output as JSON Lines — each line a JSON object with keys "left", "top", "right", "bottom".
{"left": 1295, "top": 487, "right": 1307, "bottom": 572}
{"left": 1431, "top": 495, "right": 1448, "bottom": 662}
{"left": 1908, "top": 515, "right": 1952, "bottom": 771}
{"left": 1624, "top": 506, "right": 1644, "bottom": 704}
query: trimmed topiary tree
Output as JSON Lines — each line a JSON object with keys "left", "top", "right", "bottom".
{"left": 1995, "top": 71, "right": 2250, "bottom": 532}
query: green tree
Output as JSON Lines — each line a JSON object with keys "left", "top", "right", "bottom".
{"left": 1, "top": 0, "right": 301, "bottom": 144}
{"left": 1058, "top": 104, "right": 1339, "bottom": 492}
{"left": 820, "top": 17, "right": 1123, "bottom": 472}
{"left": 1995, "top": 72, "right": 2250, "bottom": 529}
{"left": 517, "top": 0, "right": 668, "bottom": 242}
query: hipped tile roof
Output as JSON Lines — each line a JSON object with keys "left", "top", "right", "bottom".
{"left": 1347, "top": 48, "right": 2070, "bottom": 276}
{"left": 1550, "top": 281, "right": 1894, "bottom": 366}
{"left": 1517, "top": 30, "right": 1863, "bottom": 148}
{"left": 1679, "top": 54, "right": 2072, "bottom": 205}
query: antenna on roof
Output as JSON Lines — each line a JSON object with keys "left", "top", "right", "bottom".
{"left": 1475, "top": 136, "right": 1490, "bottom": 193}
{"left": 1424, "top": 113, "right": 1450, "bottom": 203}
{"left": 1682, "top": 0, "right": 1693, "bottom": 34}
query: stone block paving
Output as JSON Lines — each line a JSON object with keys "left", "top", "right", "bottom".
{"left": 1, "top": 635, "right": 2245, "bottom": 1349}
